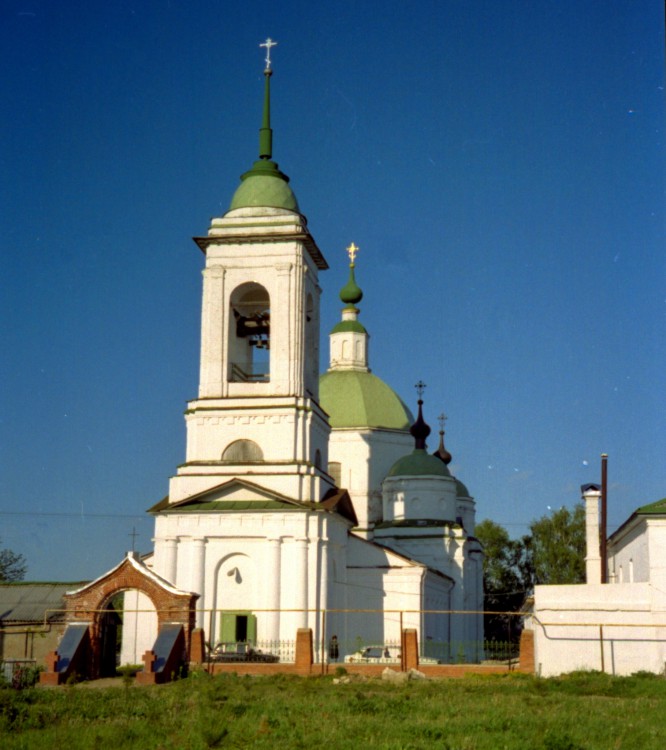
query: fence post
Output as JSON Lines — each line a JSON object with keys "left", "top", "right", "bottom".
{"left": 321, "top": 610, "right": 327, "bottom": 675}
{"left": 295, "top": 628, "right": 313, "bottom": 675}
{"left": 518, "top": 629, "right": 535, "bottom": 673}
{"left": 402, "top": 629, "right": 419, "bottom": 671}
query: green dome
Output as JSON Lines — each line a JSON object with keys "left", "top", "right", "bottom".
{"left": 319, "top": 370, "right": 413, "bottom": 430}
{"left": 340, "top": 265, "right": 363, "bottom": 305}
{"left": 387, "top": 449, "right": 452, "bottom": 478}
{"left": 229, "top": 161, "right": 299, "bottom": 212}
{"left": 455, "top": 477, "right": 470, "bottom": 497}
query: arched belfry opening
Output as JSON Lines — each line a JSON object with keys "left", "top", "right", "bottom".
{"left": 229, "top": 282, "right": 270, "bottom": 383}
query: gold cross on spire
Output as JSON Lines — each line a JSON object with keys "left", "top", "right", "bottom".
{"left": 347, "top": 242, "right": 359, "bottom": 265}
{"left": 415, "top": 380, "right": 427, "bottom": 399}
{"left": 438, "top": 413, "right": 448, "bottom": 432}
{"left": 260, "top": 37, "right": 278, "bottom": 70}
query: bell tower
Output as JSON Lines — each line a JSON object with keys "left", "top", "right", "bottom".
{"left": 168, "top": 42, "right": 332, "bottom": 505}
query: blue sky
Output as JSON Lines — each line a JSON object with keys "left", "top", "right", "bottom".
{"left": 1, "top": 0, "right": 664, "bottom": 581}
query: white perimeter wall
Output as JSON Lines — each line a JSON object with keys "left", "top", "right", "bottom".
{"left": 532, "top": 582, "right": 666, "bottom": 676}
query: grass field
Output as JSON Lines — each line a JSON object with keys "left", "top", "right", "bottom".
{"left": 2, "top": 670, "right": 666, "bottom": 749}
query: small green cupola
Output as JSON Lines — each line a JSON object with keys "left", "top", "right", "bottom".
{"left": 229, "top": 39, "right": 300, "bottom": 213}
{"left": 320, "top": 244, "right": 413, "bottom": 431}
{"left": 387, "top": 385, "right": 451, "bottom": 478}
{"left": 339, "top": 243, "right": 363, "bottom": 307}
{"left": 330, "top": 243, "right": 368, "bottom": 337}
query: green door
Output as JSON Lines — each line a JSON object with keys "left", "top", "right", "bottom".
{"left": 219, "top": 612, "right": 257, "bottom": 643}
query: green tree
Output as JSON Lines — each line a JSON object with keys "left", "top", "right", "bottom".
{"left": 477, "top": 504, "right": 587, "bottom": 646}
{"left": 529, "top": 503, "right": 586, "bottom": 585}
{"left": 0, "top": 541, "right": 27, "bottom": 582}
{"left": 475, "top": 519, "right": 531, "bottom": 643}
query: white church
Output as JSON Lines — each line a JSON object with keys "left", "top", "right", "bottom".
{"left": 77, "top": 46, "right": 484, "bottom": 667}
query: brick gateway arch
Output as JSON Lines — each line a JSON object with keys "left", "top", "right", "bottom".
{"left": 41, "top": 553, "right": 198, "bottom": 683}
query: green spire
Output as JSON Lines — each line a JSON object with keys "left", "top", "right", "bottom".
{"left": 259, "top": 69, "right": 272, "bottom": 159}
{"left": 229, "top": 38, "right": 299, "bottom": 212}
{"left": 339, "top": 242, "right": 363, "bottom": 306}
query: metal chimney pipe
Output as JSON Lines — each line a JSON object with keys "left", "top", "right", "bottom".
{"left": 600, "top": 454, "right": 608, "bottom": 584}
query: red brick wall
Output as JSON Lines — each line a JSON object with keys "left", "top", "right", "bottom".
{"left": 519, "top": 628, "right": 535, "bottom": 673}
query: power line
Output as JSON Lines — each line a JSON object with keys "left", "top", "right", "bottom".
{"left": 0, "top": 510, "right": 148, "bottom": 520}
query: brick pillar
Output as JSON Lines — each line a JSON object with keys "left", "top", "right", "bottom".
{"left": 519, "top": 629, "right": 535, "bottom": 673}
{"left": 402, "top": 629, "right": 419, "bottom": 672}
{"left": 295, "top": 628, "right": 313, "bottom": 675}
{"left": 190, "top": 628, "right": 205, "bottom": 664}
{"left": 39, "top": 652, "right": 61, "bottom": 686}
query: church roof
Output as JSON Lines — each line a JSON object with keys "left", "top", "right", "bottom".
{"left": 0, "top": 582, "right": 87, "bottom": 623}
{"left": 386, "top": 397, "right": 452, "bottom": 478}
{"left": 229, "top": 162, "right": 299, "bottom": 212}
{"left": 636, "top": 497, "right": 666, "bottom": 515}
{"left": 319, "top": 370, "right": 413, "bottom": 430}
{"left": 454, "top": 477, "right": 471, "bottom": 498}
{"left": 386, "top": 449, "right": 451, "bottom": 478}
{"left": 149, "top": 479, "right": 357, "bottom": 525}
{"left": 608, "top": 497, "right": 666, "bottom": 546}
{"left": 66, "top": 552, "right": 191, "bottom": 599}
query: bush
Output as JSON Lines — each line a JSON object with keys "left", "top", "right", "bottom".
{"left": 1, "top": 664, "right": 43, "bottom": 690}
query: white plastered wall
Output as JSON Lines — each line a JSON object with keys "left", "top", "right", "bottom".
{"left": 152, "top": 509, "right": 351, "bottom": 646}
{"left": 532, "top": 582, "right": 666, "bottom": 676}
{"left": 327, "top": 428, "right": 413, "bottom": 534}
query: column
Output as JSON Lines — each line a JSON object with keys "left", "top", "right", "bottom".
{"left": 294, "top": 538, "right": 309, "bottom": 629}
{"left": 274, "top": 262, "right": 293, "bottom": 395}
{"left": 318, "top": 536, "right": 329, "bottom": 648}
{"left": 191, "top": 538, "right": 206, "bottom": 629}
{"left": 199, "top": 265, "right": 225, "bottom": 398}
{"left": 162, "top": 537, "right": 178, "bottom": 585}
{"left": 266, "top": 537, "right": 282, "bottom": 641}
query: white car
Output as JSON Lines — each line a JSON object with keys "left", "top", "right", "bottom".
{"left": 344, "top": 645, "right": 401, "bottom": 664}
{"left": 343, "top": 644, "right": 441, "bottom": 665}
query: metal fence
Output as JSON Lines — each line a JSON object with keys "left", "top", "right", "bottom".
{"left": 39, "top": 605, "right": 524, "bottom": 668}
{"left": 1, "top": 659, "right": 38, "bottom": 688}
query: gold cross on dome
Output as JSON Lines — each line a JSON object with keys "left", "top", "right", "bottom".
{"left": 415, "top": 380, "right": 427, "bottom": 399}
{"left": 438, "top": 413, "right": 448, "bottom": 431}
{"left": 260, "top": 37, "right": 278, "bottom": 69}
{"left": 347, "top": 242, "right": 359, "bottom": 265}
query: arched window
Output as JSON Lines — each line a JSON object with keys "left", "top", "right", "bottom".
{"left": 221, "top": 439, "right": 264, "bottom": 463}
{"left": 229, "top": 283, "right": 270, "bottom": 382}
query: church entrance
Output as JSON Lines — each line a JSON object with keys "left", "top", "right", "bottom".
{"left": 97, "top": 589, "right": 160, "bottom": 675}
{"left": 98, "top": 596, "right": 123, "bottom": 677}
